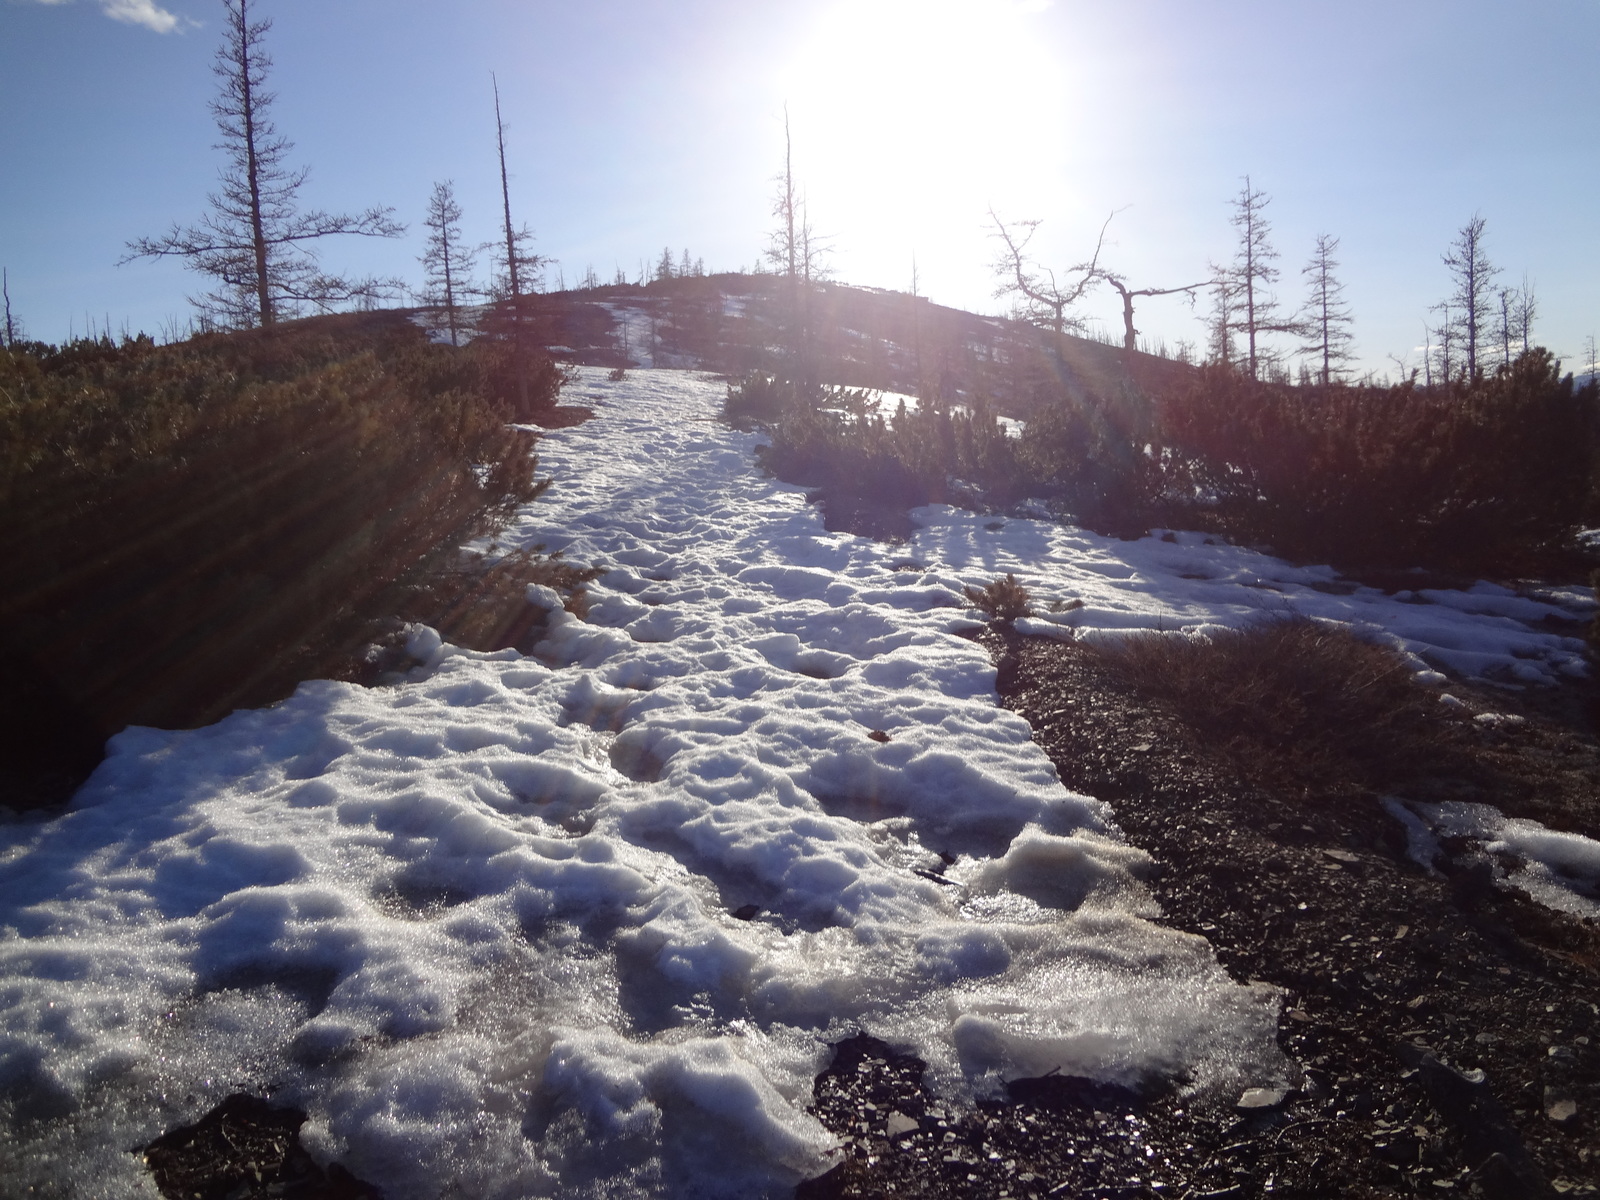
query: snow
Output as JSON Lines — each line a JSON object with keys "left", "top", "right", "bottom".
{"left": 1386, "top": 798, "right": 1600, "bottom": 921}
{"left": 0, "top": 366, "right": 1593, "bottom": 1197}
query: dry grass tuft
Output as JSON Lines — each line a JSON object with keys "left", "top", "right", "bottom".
{"left": 965, "top": 574, "right": 1034, "bottom": 623}
{"left": 1091, "top": 618, "right": 1450, "bottom": 796}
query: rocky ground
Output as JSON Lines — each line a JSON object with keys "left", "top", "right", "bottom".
{"left": 796, "top": 623, "right": 1600, "bottom": 1200}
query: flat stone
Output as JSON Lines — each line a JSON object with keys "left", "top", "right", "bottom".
{"left": 885, "top": 1111, "right": 919, "bottom": 1138}
{"left": 1546, "top": 1098, "right": 1578, "bottom": 1124}
{"left": 1236, "top": 1087, "right": 1289, "bottom": 1111}
{"left": 1323, "top": 849, "right": 1361, "bottom": 865}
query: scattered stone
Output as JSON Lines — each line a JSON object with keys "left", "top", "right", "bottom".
{"left": 1235, "top": 1088, "right": 1288, "bottom": 1111}
{"left": 867, "top": 729, "right": 891, "bottom": 743}
{"left": 795, "top": 632, "right": 1600, "bottom": 1199}
{"left": 1545, "top": 1095, "right": 1578, "bottom": 1125}
{"left": 885, "top": 1112, "right": 919, "bottom": 1138}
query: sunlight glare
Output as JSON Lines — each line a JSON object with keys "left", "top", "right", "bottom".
{"left": 775, "top": 0, "right": 1080, "bottom": 293}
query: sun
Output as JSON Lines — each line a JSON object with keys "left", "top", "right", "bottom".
{"left": 773, "top": 0, "right": 1080, "bottom": 291}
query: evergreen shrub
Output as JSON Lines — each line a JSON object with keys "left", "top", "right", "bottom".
{"left": 0, "top": 310, "right": 566, "bottom": 781}
{"left": 1160, "top": 350, "right": 1598, "bottom": 572}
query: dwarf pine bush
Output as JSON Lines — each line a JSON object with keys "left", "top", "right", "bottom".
{"left": 0, "top": 310, "right": 564, "bottom": 755}
{"left": 724, "top": 372, "right": 1027, "bottom": 528}
{"left": 1159, "top": 350, "right": 1598, "bottom": 573}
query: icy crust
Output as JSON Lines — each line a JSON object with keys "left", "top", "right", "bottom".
{"left": 2, "top": 367, "right": 1585, "bottom": 1198}
{"left": 1385, "top": 798, "right": 1600, "bottom": 921}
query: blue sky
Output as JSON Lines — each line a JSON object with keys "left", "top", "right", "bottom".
{"left": 2, "top": 0, "right": 1596, "bottom": 377}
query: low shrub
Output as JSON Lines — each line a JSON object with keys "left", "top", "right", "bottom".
{"left": 1014, "top": 383, "right": 1164, "bottom": 536}
{"left": 0, "top": 310, "right": 569, "bottom": 798}
{"left": 1160, "top": 351, "right": 1599, "bottom": 573}
{"left": 964, "top": 574, "right": 1033, "bottom": 622}
{"left": 1091, "top": 619, "right": 1449, "bottom": 796}
{"left": 723, "top": 372, "right": 1026, "bottom": 533}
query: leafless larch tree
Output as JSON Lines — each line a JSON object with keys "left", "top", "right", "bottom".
{"left": 987, "top": 208, "right": 1109, "bottom": 338}
{"left": 1440, "top": 214, "right": 1498, "bottom": 382}
{"left": 1298, "top": 234, "right": 1355, "bottom": 386}
{"left": 123, "top": 0, "right": 403, "bottom": 329}
{"left": 418, "top": 181, "right": 479, "bottom": 347}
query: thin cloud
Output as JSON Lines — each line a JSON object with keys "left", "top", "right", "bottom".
{"left": 102, "top": 0, "right": 182, "bottom": 33}
{"left": 23, "top": 0, "right": 189, "bottom": 34}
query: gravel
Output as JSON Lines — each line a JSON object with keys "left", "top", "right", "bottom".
{"left": 795, "top": 629, "right": 1600, "bottom": 1200}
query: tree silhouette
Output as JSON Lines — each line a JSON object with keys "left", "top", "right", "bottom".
{"left": 484, "top": 73, "right": 549, "bottom": 413}
{"left": 1221, "top": 178, "right": 1300, "bottom": 380}
{"left": 1441, "top": 214, "right": 1497, "bottom": 382}
{"left": 1103, "top": 274, "right": 1210, "bottom": 356}
{"left": 123, "top": 0, "right": 402, "bottom": 328}
{"left": 1, "top": 269, "right": 21, "bottom": 348}
{"left": 764, "top": 108, "right": 829, "bottom": 283}
{"left": 417, "top": 181, "right": 479, "bottom": 347}
{"left": 489, "top": 74, "right": 544, "bottom": 301}
{"left": 767, "top": 107, "right": 800, "bottom": 280}
{"left": 1298, "top": 234, "right": 1354, "bottom": 386}
{"left": 988, "top": 208, "right": 1109, "bottom": 337}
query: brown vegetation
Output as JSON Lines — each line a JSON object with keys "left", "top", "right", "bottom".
{"left": 0, "top": 308, "right": 568, "bottom": 807}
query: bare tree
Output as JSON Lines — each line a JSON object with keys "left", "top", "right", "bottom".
{"left": 123, "top": 0, "right": 402, "bottom": 328}
{"left": 797, "top": 193, "right": 832, "bottom": 283}
{"left": 766, "top": 106, "right": 800, "bottom": 279}
{"left": 988, "top": 208, "right": 1109, "bottom": 337}
{"left": 417, "top": 181, "right": 478, "bottom": 347}
{"left": 1494, "top": 285, "right": 1516, "bottom": 369}
{"left": 1206, "top": 269, "right": 1238, "bottom": 367}
{"left": 1429, "top": 301, "right": 1458, "bottom": 386}
{"left": 1511, "top": 275, "right": 1537, "bottom": 356}
{"left": 485, "top": 74, "right": 550, "bottom": 413}
{"left": 1221, "top": 178, "right": 1300, "bottom": 380}
{"left": 759, "top": 110, "right": 830, "bottom": 380}
{"left": 1440, "top": 214, "right": 1497, "bottom": 382}
{"left": 1102, "top": 273, "right": 1210, "bottom": 356}
{"left": 1, "top": 268, "right": 20, "bottom": 348}
{"left": 489, "top": 74, "right": 544, "bottom": 300}
{"left": 1298, "top": 233, "right": 1355, "bottom": 386}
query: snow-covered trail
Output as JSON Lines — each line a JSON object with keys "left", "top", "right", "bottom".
{"left": 0, "top": 368, "right": 1590, "bottom": 1199}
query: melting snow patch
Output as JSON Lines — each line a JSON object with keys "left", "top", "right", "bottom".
{"left": 2, "top": 367, "right": 1590, "bottom": 1196}
{"left": 1386, "top": 798, "right": 1600, "bottom": 920}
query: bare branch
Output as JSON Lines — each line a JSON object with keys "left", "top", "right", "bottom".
{"left": 987, "top": 207, "right": 1111, "bottom": 336}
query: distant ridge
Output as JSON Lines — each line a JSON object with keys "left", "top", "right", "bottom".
{"left": 496, "top": 273, "right": 1198, "bottom": 412}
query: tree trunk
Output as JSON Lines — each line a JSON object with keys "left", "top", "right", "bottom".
{"left": 236, "top": 0, "right": 272, "bottom": 327}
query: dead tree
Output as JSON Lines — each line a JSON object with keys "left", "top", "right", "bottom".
{"left": 1511, "top": 275, "right": 1537, "bottom": 357}
{"left": 488, "top": 74, "right": 547, "bottom": 411}
{"left": 762, "top": 108, "right": 830, "bottom": 379}
{"left": 418, "top": 181, "right": 478, "bottom": 347}
{"left": 1103, "top": 274, "right": 1210, "bottom": 355}
{"left": 2, "top": 269, "right": 20, "bottom": 348}
{"left": 1440, "top": 214, "right": 1497, "bottom": 382}
{"left": 123, "top": 0, "right": 402, "bottom": 328}
{"left": 766, "top": 106, "right": 800, "bottom": 279}
{"left": 1222, "top": 178, "right": 1301, "bottom": 380}
{"left": 988, "top": 208, "right": 1110, "bottom": 337}
{"left": 1298, "top": 234, "right": 1355, "bottom": 386}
